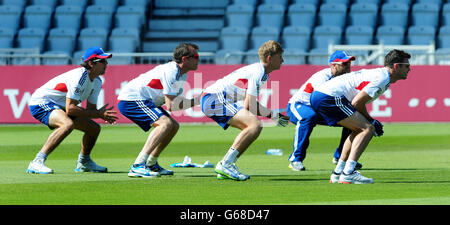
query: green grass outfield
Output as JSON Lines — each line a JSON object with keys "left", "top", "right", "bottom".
{"left": 0, "top": 123, "right": 449, "bottom": 205}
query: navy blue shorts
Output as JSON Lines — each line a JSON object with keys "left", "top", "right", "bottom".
{"left": 310, "top": 91, "right": 356, "bottom": 126}
{"left": 118, "top": 100, "right": 170, "bottom": 132}
{"left": 200, "top": 92, "right": 243, "bottom": 130}
{"left": 29, "top": 103, "right": 64, "bottom": 129}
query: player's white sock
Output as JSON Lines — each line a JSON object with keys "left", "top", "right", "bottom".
{"left": 78, "top": 153, "right": 91, "bottom": 163}
{"left": 334, "top": 159, "right": 346, "bottom": 174}
{"left": 34, "top": 151, "right": 48, "bottom": 162}
{"left": 343, "top": 160, "right": 357, "bottom": 174}
{"left": 146, "top": 156, "right": 158, "bottom": 166}
{"left": 134, "top": 152, "right": 149, "bottom": 165}
{"left": 222, "top": 147, "right": 239, "bottom": 165}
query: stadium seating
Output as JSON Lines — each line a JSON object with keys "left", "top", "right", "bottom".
{"left": 307, "top": 48, "right": 328, "bottom": 65}
{"left": 115, "top": 6, "right": 146, "bottom": 30}
{"left": 354, "top": 0, "right": 380, "bottom": 5}
{"left": 0, "top": 5, "right": 22, "bottom": 34}
{"left": 380, "top": 3, "right": 409, "bottom": 28}
{"left": 226, "top": 4, "right": 254, "bottom": 29}
{"left": 249, "top": 26, "right": 279, "bottom": 50}
{"left": 42, "top": 51, "right": 71, "bottom": 65}
{"left": 220, "top": 26, "right": 249, "bottom": 51}
{"left": 312, "top": 25, "right": 342, "bottom": 49}
{"left": 0, "top": 28, "right": 15, "bottom": 48}
{"left": 31, "top": 0, "right": 58, "bottom": 9}
{"left": 375, "top": 25, "right": 405, "bottom": 45}
{"left": 92, "top": 0, "right": 119, "bottom": 11}
{"left": 123, "top": 0, "right": 149, "bottom": 8}
{"left": 77, "top": 28, "right": 108, "bottom": 52}
{"left": 54, "top": 5, "right": 83, "bottom": 32}
{"left": 263, "top": 0, "right": 289, "bottom": 7}
{"left": 349, "top": 3, "right": 378, "bottom": 29}
{"left": 385, "top": 0, "right": 412, "bottom": 5}
{"left": 154, "top": 0, "right": 229, "bottom": 8}
{"left": 407, "top": 26, "right": 436, "bottom": 45}
{"left": 2, "top": 0, "right": 27, "bottom": 9}
{"left": 323, "top": 0, "right": 350, "bottom": 7}
{"left": 108, "top": 28, "right": 140, "bottom": 52}
{"left": 283, "top": 49, "right": 306, "bottom": 64}
{"left": 292, "top": 0, "right": 319, "bottom": 7}
{"left": 411, "top": 3, "right": 440, "bottom": 27}
{"left": 287, "top": 3, "right": 316, "bottom": 29}
{"left": 231, "top": 0, "right": 258, "bottom": 7}
{"left": 438, "top": 26, "right": 450, "bottom": 49}
{"left": 47, "top": 28, "right": 77, "bottom": 55}
{"left": 60, "top": 0, "right": 88, "bottom": 8}
{"left": 318, "top": 3, "right": 347, "bottom": 29}
{"left": 23, "top": 5, "right": 52, "bottom": 31}
{"left": 345, "top": 25, "right": 374, "bottom": 45}
{"left": 215, "top": 49, "right": 244, "bottom": 64}
{"left": 17, "top": 28, "right": 46, "bottom": 52}
{"left": 256, "top": 4, "right": 285, "bottom": 30}
{"left": 281, "top": 26, "right": 311, "bottom": 51}
{"left": 441, "top": 3, "right": 450, "bottom": 26}
{"left": 84, "top": 5, "right": 114, "bottom": 31}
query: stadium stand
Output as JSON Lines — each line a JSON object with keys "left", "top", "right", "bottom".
{"left": 407, "top": 25, "right": 436, "bottom": 45}
{"left": 287, "top": 3, "right": 316, "bottom": 29}
{"left": 0, "top": 5, "right": 22, "bottom": 34}
{"left": 54, "top": 5, "right": 83, "bottom": 32}
{"left": 256, "top": 3, "right": 285, "bottom": 30}
{"left": 349, "top": 3, "right": 378, "bottom": 29}
{"left": 47, "top": 27, "right": 77, "bottom": 55}
{"left": 411, "top": 2, "right": 440, "bottom": 27}
{"left": 226, "top": 4, "right": 254, "bottom": 30}
{"left": 0, "top": 0, "right": 447, "bottom": 65}
{"left": 318, "top": 3, "right": 347, "bottom": 29}
{"left": 376, "top": 25, "right": 406, "bottom": 45}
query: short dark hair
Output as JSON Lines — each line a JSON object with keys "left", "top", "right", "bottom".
{"left": 173, "top": 43, "right": 199, "bottom": 63}
{"left": 384, "top": 49, "right": 411, "bottom": 67}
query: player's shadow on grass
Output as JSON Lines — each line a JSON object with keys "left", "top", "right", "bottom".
{"left": 380, "top": 180, "right": 450, "bottom": 184}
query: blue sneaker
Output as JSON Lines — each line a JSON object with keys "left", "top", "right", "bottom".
{"left": 128, "top": 163, "right": 160, "bottom": 178}
{"left": 148, "top": 162, "right": 174, "bottom": 176}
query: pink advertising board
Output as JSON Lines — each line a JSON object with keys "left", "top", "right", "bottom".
{"left": 0, "top": 64, "right": 449, "bottom": 124}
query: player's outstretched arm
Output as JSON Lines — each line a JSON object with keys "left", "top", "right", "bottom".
{"left": 164, "top": 94, "right": 199, "bottom": 112}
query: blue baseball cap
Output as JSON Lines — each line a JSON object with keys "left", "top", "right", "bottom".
{"left": 83, "top": 47, "right": 112, "bottom": 62}
{"left": 329, "top": 50, "right": 355, "bottom": 64}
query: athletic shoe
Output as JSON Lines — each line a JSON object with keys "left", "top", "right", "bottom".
{"left": 329, "top": 171, "right": 341, "bottom": 183}
{"left": 128, "top": 163, "right": 160, "bottom": 178}
{"left": 333, "top": 157, "right": 363, "bottom": 170}
{"left": 75, "top": 159, "right": 108, "bottom": 173}
{"left": 215, "top": 161, "right": 249, "bottom": 181}
{"left": 288, "top": 161, "right": 305, "bottom": 171}
{"left": 338, "top": 171, "right": 374, "bottom": 184}
{"left": 26, "top": 159, "right": 54, "bottom": 174}
{"left": 216, "top": 174, "right": 230, "bottom": 180}
{"left": 148, "top": 162, "right": 174, "bottom": 175}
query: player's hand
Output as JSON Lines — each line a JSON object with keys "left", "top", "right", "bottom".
{"left": 271, "top": 113, "right": 289, "bottom": 127}
{"left": 98, "top": 104, "right": 119, "bottom": 124}
{"left": 370, "top": 119, "right": 384, "bottom": 137}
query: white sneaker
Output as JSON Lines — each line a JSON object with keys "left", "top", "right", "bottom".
{"left": 288, "top": 161, "right": 305, "bottom": 171}
{"left": 128, "top": 163, "right": 160, "bottom": 178}
{"left": 330, "top": 171, "right": 341, "bottom": 183}
{"left": 338, "top": 171, "right": 374, "bottom": 184}
{"left": 215, "top": 161, "right": 249, "bottom": 181}
{"left": 75, "top": 159, "right": 107, "bottom": 173}
{"left": 148, "top": 162, "right": 174, "bottom": 175}
{"left": 26, "top": 159, "right": 54, "bottom": 174}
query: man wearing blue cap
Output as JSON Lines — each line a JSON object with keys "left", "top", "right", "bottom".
{"left": 287, "top": 50, "right": 358, "bottom": 171}
{"left": 27, "top": 47, "right": 118, "bottom": 174}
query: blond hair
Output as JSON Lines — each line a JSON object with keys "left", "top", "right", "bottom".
{"left": 258, "top": 40, "right": 284, "bottom": 62}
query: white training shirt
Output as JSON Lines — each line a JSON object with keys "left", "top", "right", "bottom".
{"left": 29, "top": 67, "right": 102, "bottom": 107}
{"left": 315, "top": 67, "right": 391, "bottom": 103}
{"left": 117, "top": 61, "right": 187, "bottom": 107}
{"left": 203, "top": 62, "right": 269, "bottom": 101}
{"left": 289, "top": 68, "right": 334, "bottom": 105}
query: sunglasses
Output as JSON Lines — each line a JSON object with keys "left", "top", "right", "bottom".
{"left": 187, "top": 53, "right": 199, "bottom": 59}
{"left": 92, "top": 58, "right": 107, "bottom": 63}
{"left": 394, "top": 62, "right": 410, "bottom": 68}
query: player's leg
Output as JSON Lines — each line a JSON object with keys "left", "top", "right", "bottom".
{"left": 287, "top": 102, "right": 317, "bottom": 171}
{"left": 72, "top": 117, "right": 107, "bottom": 173}
{"left": 27, "top": 108, "right": 74, "bottom": 174}
{"left": 214, "top": 109, "right": 261, "bottom": 181}
{"left": 143, "top": 115, "right": 179, "bottom": 175}
{"left": 335, "top": 112, "right": 374, "bottom": 184}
